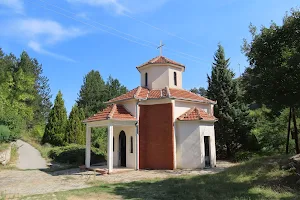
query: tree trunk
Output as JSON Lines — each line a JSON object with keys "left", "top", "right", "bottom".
{"left": 286, "top": 107, "right": 292, "bottom": 154}
{"left": 292, "top": 107, "right": 300, "bottom": 154}
{"left": 226, "top": 142, "right": 231, "bottom": 158}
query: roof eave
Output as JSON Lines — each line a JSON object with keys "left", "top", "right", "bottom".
{"left": 172, "top": 97, "right": 216, "bottom": 104}
{"left": 136, "top": 63, "right": 185, "bottom": 72}
{"left": 177, "top": 119, "right": 217, "bottom": 122}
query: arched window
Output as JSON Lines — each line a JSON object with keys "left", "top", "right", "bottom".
{"left": 130, "top": 136, "right": 133, "bottom": 153}
{"left": 174, "top": 72, "right": 177, "bottom": 86}
{"left": 145, "top": 73, "right": 148, "bottom": 87}
{"left": 113, "top": 137, "right": 115, "bottom": 152}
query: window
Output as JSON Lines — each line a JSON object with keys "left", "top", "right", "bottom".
{"left": 113, "top": 137, "right": 114, "bottom": 152}
{"left": 130, "top": 136, "right": 133, "bottom": 153}
{"left": 145, "top": 73, "right": 148, "bottom": 87}
{"left": 174, "top": 72, "right": 177, "bottom": 86}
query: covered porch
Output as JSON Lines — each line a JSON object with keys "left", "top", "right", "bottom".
{"left": 84, "top": 104, "right": 139, "bottom": 174}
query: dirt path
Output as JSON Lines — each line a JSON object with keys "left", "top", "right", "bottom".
{"left": 16, "top": 140, "right": 47, "bottom": 170}
{"left": 0, "top": 161, "right": 237, "bottom": 196}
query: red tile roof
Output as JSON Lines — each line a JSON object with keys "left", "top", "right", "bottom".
{"left": 137, "top": 56, "right": 185, "bottom": 70}
{"left": 177, "top": 107, "right": 216, "bottom": 121}
{"left": 107, "top": 86, "right": 215, "bottom": 104}
{"left": 169, "top": 88, "right": 214, "bottom": 103}
{"left": 84, "top": 104, "right": 136, "bottom": 122}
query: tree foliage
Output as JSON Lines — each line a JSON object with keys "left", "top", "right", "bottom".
{"left": 66, "top": 104, "right": 85, "bottom": 145}
{"left": 0, "top": 48, "right": 52, "bottom": 141}
{"left": 207, "top": 44, "right": 252, "bottom": 158}
{"left": 190, "top": 87, "right": 207, "bottom": 97}
{"left": 242, "top": 10, "right": 300, "bottom": 111}
{"left": 77, "top": 70, "right": 107, "bottom": 118}
{"left": 42, "top": 91, "right": 67, "bottom": 146}
{"left": 242, "top": 9, "right": 300, "bottom": 153}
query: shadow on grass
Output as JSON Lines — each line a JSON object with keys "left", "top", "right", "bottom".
{"left": 109, "top": 156, "right": 299, "bottom": 200}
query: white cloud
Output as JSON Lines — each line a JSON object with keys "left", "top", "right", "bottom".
{"left": 1, "top": 18, "right": 85, "bottom": 62}
{"left": 15, "top": 18, "right": 85, "bottom": 44}
{"left": 66, "top": 0, "right": 128, "bottom": 14}
{"left": 0, "top": 0, "right": 24, "bottom": 14}
{"left": 28, "top": 41, "right": 76, "bottom": 63}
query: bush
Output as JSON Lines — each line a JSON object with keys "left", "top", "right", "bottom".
{"left": 48, "top": 144, "right": 105, "bottom": 165}
{"left": 0, "top": 125, "right": 17, "bottom": 143}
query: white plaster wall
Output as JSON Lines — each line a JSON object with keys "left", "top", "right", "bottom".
{"left": 122, "top": 100, "right": 137, "bottom": 118}
{"left": 140, "top": 66, "right": 169, "bottom": 89}
{"left": 139, "top": 65, "right": 183, "bottom": 89}
{"left": 200, "top": 123, "right": 216, "bottom": 167}
{"left": 113, "top": 126, "right": 136, "bottom": 168}
{"left": 174, "top": 101, "right": 211, "bottom": 121}
{"left": 168, "top": 67, "right": 183, "bottom": 89}
{"left": 176, "top": 121, "right": 202, "bottom": 168}
{"left": 176, "top": 121, "right": 216, "bottom": 169}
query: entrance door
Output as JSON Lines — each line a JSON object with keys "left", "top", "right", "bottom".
{"left": 119, "top": 131, "right": 126, "bottom": 167}
{"left": 204, "top": 136, "right": 211, "bottom": 167}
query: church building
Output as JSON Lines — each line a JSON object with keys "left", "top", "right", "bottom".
{"left": 84, "top": 55, "right": 217, "bottom": 173}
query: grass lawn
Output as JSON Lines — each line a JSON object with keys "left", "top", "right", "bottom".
{"left": 22, "top": 155, "right": 300, "bottom": 200}
{"left": 0, "top": 143, "right": 9, "bottom": 153}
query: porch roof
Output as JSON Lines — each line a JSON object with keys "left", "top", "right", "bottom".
{"left": 83, "top": 104, "right": 136, "bottom": 123}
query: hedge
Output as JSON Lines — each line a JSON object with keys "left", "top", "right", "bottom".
{"left": 48, "top": 144, "right": 106, "bottom": 165}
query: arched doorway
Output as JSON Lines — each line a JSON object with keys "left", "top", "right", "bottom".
{"left": 119, "top": 131, "right": 126, "bottom": 167}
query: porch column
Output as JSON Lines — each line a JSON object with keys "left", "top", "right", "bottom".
{"left": 107, "top": 125, "right": 113, "bottom": 174}
{"left": 85, "top": 126, "right": 91, "bottom": 168}
{"left": 135, "top": 124, "right": 139, "bottom": 170}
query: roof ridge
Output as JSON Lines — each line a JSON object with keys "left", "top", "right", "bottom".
{"left": 195, "top": 107, "right": 203, "bottom": 120}
{"left": 184, "top": 107, "right": 196, "bottom": 118}
{"left": 134, "top": 86, "right": 142, "bottom": 99}
{"left": 151, "top": 56, "right": 161, "bottom": 63}
{"left": 108, "top": 104, "right": 116, "bottom": 119}
{"left": 165, "top": 86, "right": 170, "bottom": 98}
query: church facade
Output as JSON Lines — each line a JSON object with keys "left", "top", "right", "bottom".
{"left": 84, "top": 56, "right": 217, "bottom": 173}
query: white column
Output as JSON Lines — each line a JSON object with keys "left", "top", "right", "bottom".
{"left": 85, "top": 126, "right": 91, "bottom": 168}
{"left": 107, "top": 125, "right": 113, "bottom": 174}
{"left": 210, "top": 127, "right": 217, "bottom": 167}
{"left": 135, "top": 124, "right": 139, "bottom": 170}
{"left": 135, "top": 102, "right": 139, "bottom": 170}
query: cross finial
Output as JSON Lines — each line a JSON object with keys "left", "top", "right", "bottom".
{"left": 157, "top": 40, "right": 164, "bottom": 56}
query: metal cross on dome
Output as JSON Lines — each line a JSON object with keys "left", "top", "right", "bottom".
{"left": 157, "top": 40, "right": 165, "bottom": 56}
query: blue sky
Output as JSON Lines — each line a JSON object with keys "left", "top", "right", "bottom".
{"left": 0, "top": 0, "right": 298, "bottom": 113}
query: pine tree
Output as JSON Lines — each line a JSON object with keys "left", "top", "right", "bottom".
{"left": 42, "top": 91, "right": 67, "bottom": 146}
{"left": 66, "top": 104, "right": 85, "bottom": 144}
{"left": 207, "top": 44, "right": 251, "bottom": 158}
{"left": 77, "top": 70, "right": 106, "bottom": 117}
{"left": 106, "top": 75, "right": 127, "bottom": 100}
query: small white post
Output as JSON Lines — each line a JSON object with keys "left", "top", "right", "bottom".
{"left": 85, "top": 126, "right": 91, "bottom": 168}
{"left": 107, "top": 125, "right": 113, "bottom": 174}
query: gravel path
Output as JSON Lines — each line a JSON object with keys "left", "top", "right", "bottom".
{"left": 0, "top": 161, "right": 237, "bottom": 196}
{"left": 16, "top": 140, "right": 47, "bottom": 170}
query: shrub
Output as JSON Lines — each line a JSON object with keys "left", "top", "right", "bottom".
{"left": 0, "top": 125, "right": 16, "bottom": 143}
{"left": 48, "top": 144, "right": 105, "bottom": 165}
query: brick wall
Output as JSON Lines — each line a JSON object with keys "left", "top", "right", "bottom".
{"left": 139, "top": 103, "right": 174, "bottom": 169}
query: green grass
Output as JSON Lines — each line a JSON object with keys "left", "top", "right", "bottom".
{"left": 22, "top": 155, "right": 300, "bottom": 200}
{"left": 0, "top": 143, "right": 9, "bottom": 153}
